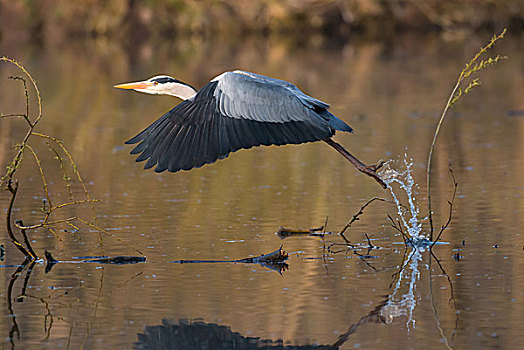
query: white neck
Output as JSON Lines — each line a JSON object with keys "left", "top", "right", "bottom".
{"left": 164, "top": 83, "right": 197, "bottom": 100}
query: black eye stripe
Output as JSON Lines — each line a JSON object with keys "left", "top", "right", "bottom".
{"left": 151, "top": 77, "right": 179, "bottom": 84}
{"left": 149, "top": 76, "right": 197, "bottom": 92}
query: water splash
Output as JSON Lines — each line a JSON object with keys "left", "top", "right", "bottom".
{"left": 381, "top": 156, "right": 427, "bottom": 240}
{"left": 379, "top": 155, "right": 429, "bottom": 330}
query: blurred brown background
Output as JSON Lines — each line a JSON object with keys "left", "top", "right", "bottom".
{"left": 1, "top": 0, "right": 523, "bottom": 43}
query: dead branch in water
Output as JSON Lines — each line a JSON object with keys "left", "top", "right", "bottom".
{"left": 171, "top": 246, "right": 289, "bottom": 274}
{"left": 278, "top": 197, "right": 392, "bottom": 246}
{"left": 44, "top": 251, "right": 146, "bottom": 273}
{"left": 339, "top": 197, "right": 390, "bottom": 244}
{"left": 5, "top": 180, "right": 33, "bottom": 258}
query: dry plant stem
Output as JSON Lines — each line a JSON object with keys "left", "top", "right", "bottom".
{"left": 426, "top": 76, "right": 461, "bottom": 237}
{"left": 31, "top": 133, "right": 91, "bottom": 201}
{"left": 426, "top": 29, "right": 506, "bottom": 238}
{"left": 15, "top": 217, "right": 78, "bottom": 230}
{"left": 1, "top": 57, "right": 144, "bottom": 257}
{"left": 25, "top": 144, "right": 51, "bottom": 206}
{"left": 0, "top": 77, "right": 31, "bottom": 126}
{"left": 30, "top": 133, "right": 105, "bottom": 252}
{"left": 47, "top": 143, "right": 73, "bottom": 199}
{"left": 323, "top": 138, "right": 387, "bottom": 189}
{"left": 0, "top": 58, "right": 42, "bottom": 187}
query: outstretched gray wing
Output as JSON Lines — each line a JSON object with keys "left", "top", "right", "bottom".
{"left": 126, "top": 71, "right": 353, "bottom": 173}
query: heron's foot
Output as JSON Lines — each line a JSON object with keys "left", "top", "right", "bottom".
{"left": 364, "top": 160, "right": 385, "bottom": 172}
{"left": 358, "top": 160, "right": 387, "bottom": 189}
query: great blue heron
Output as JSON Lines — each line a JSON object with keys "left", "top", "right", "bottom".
{"left": 114, "top": 70, "right": 385, "bottom": 187}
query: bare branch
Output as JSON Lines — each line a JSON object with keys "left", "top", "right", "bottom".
{"left": 15, "top": 217, "right": 79, "bottom": 230}
{"left": 5, "top": 181, "right": 32, "bottom": 257}
{"left": 15, "top": 220, "right": 37, "bottom": 259}
{"left": 431, "top": 168, "right": 458, "bottom": 248}
{"left": 339, "top": 197, "right": 391, "bottom": 243}
{"left": 7, "top": 76, "right": 32, "bottom": 127}
{"left": 387, "top": 213, "right": 410, "bottom": 243}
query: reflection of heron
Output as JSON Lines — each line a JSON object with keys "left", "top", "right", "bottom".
{"left": 135, "top": 319, "right": 337, "bottom": 350}
{"left": 115, "top": 71, "right": 385, "bottom": 187}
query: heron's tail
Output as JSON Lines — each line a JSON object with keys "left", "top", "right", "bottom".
{"left": 320, "top": 110, "right": 353, "bottom": 133}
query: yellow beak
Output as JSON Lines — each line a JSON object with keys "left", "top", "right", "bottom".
{"left": 113, "top": 81, "right": 152, "bottom": 90}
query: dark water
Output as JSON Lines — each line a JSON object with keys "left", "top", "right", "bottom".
{"left": 0, "top": 33, "right": 523, "bottom": 349}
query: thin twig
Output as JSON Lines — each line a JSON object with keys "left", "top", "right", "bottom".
{"left": 47, "top": 142, "right": 73, "bottom": 199}
{"left": 52, "top": 199, "right": 100, "bottom": 211}
{"left": 24, "top": 144, "right": 52, "bottom": 209}
{"left": 8, "top": 76, "right": 31, "bottom": 126}
{"left": 0, "top": 113, "right": 29, "bottom": 120}
{"left": 1, "top": 58, "right": 144, "bottom": 258}
{"left": 0, "top": 57, "right": 42, "bottom": 188}
{"left": 339, "top": 197, "right": 390, "bottom": 243}
{"left": 15, "top": 217, "right": 79, "bottom": 230}
{"left": 430, "top": 168, "right": 458, "bottom": 248}
{"left": 76, "top": 218, "right": 144, "bottom": 255}
{"left": 387, "top": 213, "right": 410, "bottom": 243}
{"left": 364, "top": 233, "right": 374, "bottom": 248}
{"left": 31, "top": 132, "right": 91, "bottom": 201}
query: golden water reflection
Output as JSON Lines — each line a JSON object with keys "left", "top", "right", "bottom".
{"left": 0, "top": 32, "right": 523, "bottom": 349}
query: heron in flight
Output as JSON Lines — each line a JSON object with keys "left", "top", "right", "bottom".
{"left": 114, "top": 70, "right": 385, "bottom": 188}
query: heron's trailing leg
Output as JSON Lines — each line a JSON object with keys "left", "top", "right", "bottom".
{"left": 323, "top": 138, "right": 387, "bottom": 189}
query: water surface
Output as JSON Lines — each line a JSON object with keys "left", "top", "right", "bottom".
{"left": 0, "top": 33, "right": 523, "bottom": 349}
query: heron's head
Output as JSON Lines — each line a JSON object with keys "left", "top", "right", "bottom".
{"left": 114, "top": 75, "right": 197, "bottom": 100}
